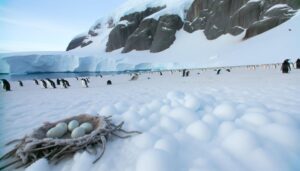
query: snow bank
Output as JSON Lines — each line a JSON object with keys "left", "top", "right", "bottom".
{"left": 1, "top": 68, "right": 300, "bottom": 170}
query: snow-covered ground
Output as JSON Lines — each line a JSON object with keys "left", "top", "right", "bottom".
{"left": 1, "top": 67, "right": 300, "bottom": 171}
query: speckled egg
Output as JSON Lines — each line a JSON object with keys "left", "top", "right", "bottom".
{"left": 68, "top": 120, "right": 79, "bottom": 131}
{"left": 71, "top": 127, "right": 86, "bottom": 138}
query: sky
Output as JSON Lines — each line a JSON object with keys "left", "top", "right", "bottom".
{"left": 0, "top": 0, "right": 126, "bottom": 52}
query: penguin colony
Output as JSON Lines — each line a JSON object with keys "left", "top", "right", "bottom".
{"left": 1, "top": 59, "right": 299, "bottom": 92}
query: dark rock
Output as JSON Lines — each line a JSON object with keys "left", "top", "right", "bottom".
{"left": 150, "top": 15, "right": 183, "bottom": 53}
{"left": 106, "top": 6, "right": 165, "bottom": 52}
{"left": 122, "top": 19, "right": 158, "bottom": 53}
{"left": 263, "top": 4, "right": 296, "bottom": 18}
{"left": 66, "top": 35, "right": 88, "bottom": 51}
{"left": 229, "top": 26, "right": 245, "bottom": 36}
{"left": 244, "top": 17, "right": 289, "bottom": 39}
{"left": 230, "top": 1, "right": 263, "bottom": 29}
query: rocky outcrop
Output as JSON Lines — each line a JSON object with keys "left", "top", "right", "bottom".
{"left": 185, "top": 0, "right": 297, "bottom": 40}
{"left": 150, "top": 15, "right": 183, "bottom": 53}
{"left": 122, "top": 19, "right": 158, "bottom": 53}
{"left": 66, "top": 35, "right": 91, "bottom": 51}
{"left": 67, "top": 0, "right": 299, "bottom": 53}
{"left": 106, "top": 6, "right": 165, "bottom": 52}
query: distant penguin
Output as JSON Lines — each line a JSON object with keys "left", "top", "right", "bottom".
{"left": 75, "top": 77, "right": 79, "bottom": 80}
{"left": 281, "top": 59, "right": 291, "bottom": 73}
{"left": 216, "top": 69, "right": 221, "bottom": 75}
{"left": 226, "top": 69, "right": 231, "bottom": 72}
{"left": 64, "top": 79, "right": 70, "bottom": 87}
{"left": 41, "top": 80, "right": 48, "bottom": 89}
{"left": 81, "top": 79, "right": 88, "bottom": 88}
{"left": 182, "top": 69, "right": 187, "bottom": 77}
{"left": 186, "top": 71, "right": 190, "bottom": 77}
{"left": 18, "top": 80, "right": 23, "bottom": 87}
{"left": 107, "top": 80, "right": 112, "bottom": 85}
{"left": 160, "top": 72, "right": 163, "bottom": 76}
{"left": 100, "top": 74, "right": 103, "bottom": 78}
{"left": 46, "top": 78, "right": 56, "bottom": 89}
{"left": 33, "top": 79, "right": 39, "bottom": 85}
{"left": 56, "top": 79, "right": 61, "bottom": 85}
{"left": 61, "top": 79, "right": 68, "bottom": 88}
{"left": 1, "top": 79, "right": 11, "bottom": 91}
{"left": 296, "top": 58, "right": 300, "bottom": 69}
{"left": 130, "top": 74, "right": 139, "bottom": 81}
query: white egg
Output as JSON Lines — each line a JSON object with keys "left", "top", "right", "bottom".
{"left": 71, "top": 127, "right": 86, "bottom": 138}
{"left": 56, "top": 122, "right": 68, "bottom": 132}
{"left": 68, "top": 120, "right": 79, "bottom": 131}
{"left": 46, "top": 126, "right": 66, "bottom": 138}
{"left": 80, "top": 122, "right": 93, "bottom": 133}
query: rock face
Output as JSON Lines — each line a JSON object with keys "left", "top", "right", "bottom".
{"left": 150, "top": 15, "right": 183, "bottom": 53}
{"left": 67, "top": 0, "right": 298, "bottom": 53}
{"left": 106, "top": 6, "right": 165, "bottom": 52}
{"left": 185, "top": 0, "right": 297, "bottom": 40}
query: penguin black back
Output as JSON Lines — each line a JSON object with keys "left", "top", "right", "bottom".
{"left": 107, "top": 80, "right": 112, "bottom": 85}
{"left": 46, "top": 78, "right": 56, "bottom": 89}
{"left": 217, "top": 69, "right": 221, "bottom": 75}
{"left": 41, "top": 80, "right": 47, "bottom": 89}
{"left": 281, "top": 59, "right": 291, "bottom": 73}
{"left": 18, "top": 80, "right": 23, "bottom": 87}
{"left": 33, "top": 79, "right": 39, "bottom": 85}
{"left": 1, "top": 79, "right": 11, "bottom": 91}
{"left": 296, "top": 59, "right": 300, "bottom": 69}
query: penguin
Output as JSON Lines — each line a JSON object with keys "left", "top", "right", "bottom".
{"left": 216, "top": 69, "right": 221, "bottom": 75}
{"left": 75, "top": 77, "right": 79, "bottom": 80}
{"left": 186, "top": 71, "right": 190, "bottom": 77}
{"left": 41, "top": 80, "right": 48, "bottom": 89}
{"left": 281, "top": 59, "right": 291, "bottom": 73}
{"left": 107, "top": 80, "right": 112, "bottom": 85}
{"left": 56, "top": 78, "right": 61, "bottom": 85}
{"left": 160, "top": 72, "right": 163, "bottom": 76}
{"left": 182, "top": 69, "right": 187, "bottom": 77}
{"left": 64, "top": 79, "right": 70, "bottom": 87}
{"left": 100, "top": 74, "right": 103, "bottom": 78}
{"left": 1, "top": 79, "right": 11, "bottom": 91}
{"left": 46, "top": 78, "right": 56, "bottom": 89}
{"left": 61, "top": 79, "right": 68, "bottom": 89}
{"left": 33, "top": 79, "right": 39, "bottom": 85}
{"left": 18, "top": 80, "right": 23, "bottom": 87}
{"left": 130, "top": 74, "right": 139, "bottom": 81}
{"left": 296, "top": 58, "right": 300, "bottom": 69}
{"left": 81, "top": 78, "right": 88, "bottom": 88}
{"left": 226, "top": 69, "right": 231, "bottom": 72}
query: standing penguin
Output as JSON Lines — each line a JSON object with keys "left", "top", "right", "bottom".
{"left": 18, "top": 80, "right": 23, "bottom": 87}
{"left": 296, "top": 59, "right": 300, "bottom": 69}
{"left": 41, "top": 80, "right": 48, "bottom": 89}
{"left": 46, "top": 78, "right": 56, "bottom": 89}
{"left": 1, "top": 79, "right": 11, "bottom": 91}
{"left": 56, "top": 78, "right": 61, "bottom": 85}
{"left": 81, "top": 78, "right": 88, "bottom": 88}
{"left": 281, "top": 59, "right": 291, "bottom": 73}
{"left": 33, "top": 79, "right": 39, "bottom": 85}
{"left": 64, "top": 79, "right": 70, "bottom": 87}
{"left": 182, "top": 69, "right": 187, "bottom": 77}
{"left": 107, "top": 80, "right": 112, "bottom": 85}
{"left": 216, "top": 69, "right": 222, "bottom": 75}
{"left": 61, "top": 79, "right": 68, "bottom": 88}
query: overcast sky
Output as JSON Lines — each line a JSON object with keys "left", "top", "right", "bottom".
{"left": 0, "top": 0, "right": 126, "bottom": 52}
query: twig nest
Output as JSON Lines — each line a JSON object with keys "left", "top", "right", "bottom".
{"left": 46, "top": 126, "right": 67, "bottom": 138}
{"left": 71, "top": 127, "right": 86, "bottom": 138}
{"left": 68, "top": 120, "right": 79, "bottom": 131}
{"left": 80, "top": 122, "right": 93, "bottom": 133}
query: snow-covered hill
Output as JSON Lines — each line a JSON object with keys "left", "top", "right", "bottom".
{"left": 0, "top": 0, "right": 299, "bottom": 74}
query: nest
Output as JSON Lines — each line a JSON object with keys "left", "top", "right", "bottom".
{"left": 0, "top": 114, "right": 141, "bottom": 170}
